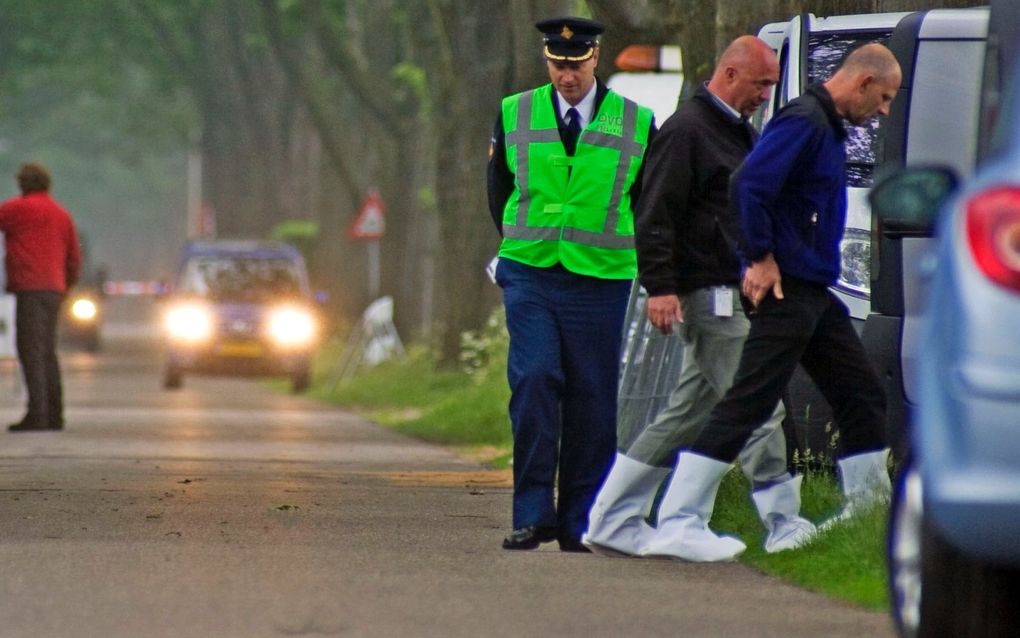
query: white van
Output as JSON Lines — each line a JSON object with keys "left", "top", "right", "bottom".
{"left": 606, "top": 44, "right": 684, "bottom": 126}
{"left": 756, "top": 9, "right": 990, "bottom": 458}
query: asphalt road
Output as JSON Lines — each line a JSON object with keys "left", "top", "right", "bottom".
{"left": 0, "top": 299, "right": 895, "bottom": 637}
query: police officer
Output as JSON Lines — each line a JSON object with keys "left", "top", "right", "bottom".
{"left": 487, "top": 17, "right": 655, "bottom": 552}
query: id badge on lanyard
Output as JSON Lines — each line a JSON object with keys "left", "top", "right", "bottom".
{"left": 712, "top": 286, "right": 734, "bottom": 317}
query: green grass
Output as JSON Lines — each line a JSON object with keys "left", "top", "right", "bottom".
{"left": 712, "top": 469, "right": 889, "bottom": 610}
{"left": 308, "top": 337, "right": 888, "bottom": 610}
{"left": 309, "top": 344, "right": 514, "bottom": 465}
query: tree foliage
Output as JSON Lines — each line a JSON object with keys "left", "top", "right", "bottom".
{"left": 0, "top": 0, "right": 989, "bottom": 364}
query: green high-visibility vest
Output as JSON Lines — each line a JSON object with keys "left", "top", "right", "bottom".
{"left": 498, "top": 84, "right": 653, "bottom": 279}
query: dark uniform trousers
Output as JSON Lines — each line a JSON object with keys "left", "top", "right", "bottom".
{"left": 692, "top": 277, "right": 887, "bottom": 462}
{"left": 496, "top": 258, "right": 631, "bottom": 540}
{"left": 16, "top": 291, "right": 65, "bottom": 428}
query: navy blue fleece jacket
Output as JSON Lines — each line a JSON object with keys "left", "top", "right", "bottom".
{"left": 733, "top": 84, "right": 848, "bottom": 286}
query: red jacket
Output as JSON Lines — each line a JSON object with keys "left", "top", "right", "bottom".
{"left": 0, "top": 191, "right": 81, "bottom": 293}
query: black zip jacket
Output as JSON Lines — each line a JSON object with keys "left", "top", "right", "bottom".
{"left": 635, "top": 84, "right": 757, "bottom": 296}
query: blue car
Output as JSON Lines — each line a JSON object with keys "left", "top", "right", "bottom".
{"left": 872, "top": 3, "right": 1020, "bottom": 634}
{"left": 161, "top": 240, "right": 319, "bottom": 393}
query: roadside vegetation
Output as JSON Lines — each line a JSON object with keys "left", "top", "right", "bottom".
{"left": 309, "top": 320, "right": 888, "bottom": 611}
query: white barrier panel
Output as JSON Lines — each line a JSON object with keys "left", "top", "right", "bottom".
{"left": 328, "top": 296, "right": 406, "bottom": 388}
{"left": 0, "top": 294, "right": 15, "bottom": 359}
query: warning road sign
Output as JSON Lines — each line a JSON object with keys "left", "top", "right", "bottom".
{"left": 349, "top": 191, "right": 386, "bottom": 240}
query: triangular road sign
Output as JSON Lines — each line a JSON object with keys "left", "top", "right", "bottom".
{"left": 349, "top": 191, "right": 386, "bottom": 240}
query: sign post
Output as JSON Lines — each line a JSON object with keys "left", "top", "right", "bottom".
{"left": 348, "top": 190, "right": 386, "bottom": 298}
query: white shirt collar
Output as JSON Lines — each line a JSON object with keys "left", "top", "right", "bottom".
{"left": 556, "top": 82, "right": 597, "bottom": 128}
{"left": 706, "top": 83, "right": 743, "bottom": 121}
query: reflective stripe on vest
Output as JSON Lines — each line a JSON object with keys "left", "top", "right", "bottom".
{"left": 502, "top": 89, "right": 646, "bottom": 250}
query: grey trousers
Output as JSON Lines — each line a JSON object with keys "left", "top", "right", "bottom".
{"left": 625, "top": 286, "right": 789, "bottom": 487}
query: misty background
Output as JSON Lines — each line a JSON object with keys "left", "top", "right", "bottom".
{"left": 0, "top": 0, "right": 982, "bottom": 366}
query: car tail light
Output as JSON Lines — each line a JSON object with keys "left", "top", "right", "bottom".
{"left": 965, "top": 187, "right": 1020, "bottom": 292}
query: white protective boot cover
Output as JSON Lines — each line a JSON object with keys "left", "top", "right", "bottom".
{"left": 640, "top": 452, "right": 747, "bottom": 562}
{"left": 751, "top": 474, "right": 817, "bottom": 553}
{"left": 820, "top": 448, "right": 892, "bottom": 531}
{"left": 582, "top": 453, "right": 670, "bottom": 556}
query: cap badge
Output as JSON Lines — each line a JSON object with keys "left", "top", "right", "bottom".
{"left": 561, "top": 25, "right": 574, "bottom": 40}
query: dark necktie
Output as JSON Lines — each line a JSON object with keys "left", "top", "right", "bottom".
{"left": 564, "top": 107, "right": 581, "bottom": 155}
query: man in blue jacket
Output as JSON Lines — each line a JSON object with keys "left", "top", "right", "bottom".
{"left": 642, "top": 43, "right": 901, "bottom": 561}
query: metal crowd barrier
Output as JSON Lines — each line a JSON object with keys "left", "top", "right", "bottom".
{"left": 616, "top": 281, "right": 686, "bottom": 452}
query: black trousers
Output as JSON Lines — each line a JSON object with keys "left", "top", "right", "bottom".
{"left": 692, "top": 278, "right": 886, "bottom": 463}
{"left": 16, "top": 291, "right": 64, "bottom": 427}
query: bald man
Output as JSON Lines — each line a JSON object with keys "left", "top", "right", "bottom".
{"left": 641, "top": 43, "right": 901, "bottom": 562}
{"left": 583, "top": 36, "right": 815, "bottom": 558}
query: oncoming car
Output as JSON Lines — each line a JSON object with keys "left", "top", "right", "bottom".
{"left": 61, "top": 286, "right": 102, "bottom": 352}
{"left": 60, "top": 248, "right": 107, "bottom": 352}
{"left": 161, "top": 240, "right": 319, "bottom": 393}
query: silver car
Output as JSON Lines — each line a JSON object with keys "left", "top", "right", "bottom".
{"left": 873, "top": 3, "right": 1020, "bottom": 633}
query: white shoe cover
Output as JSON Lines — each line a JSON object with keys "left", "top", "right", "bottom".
{"left": 583, "top": 453, "right": 669, "bottom": 556}
{"left": 751, "top": 474, "right": 817, "bottom": 553}
{"left": 640, "top": 452, "right": 746, "bottom": 562}
{"left": 820, "top": 448, "right": 892, "bottom": 531}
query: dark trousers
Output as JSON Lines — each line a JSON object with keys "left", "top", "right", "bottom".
{"left": 496, "top": 259, "right": 630, "bottom": 540}
{"left": 692, "top": 278, "right": 886, "bottom": 463}
{"left": 16, "top": 291, "right": 65, "bottom": 427}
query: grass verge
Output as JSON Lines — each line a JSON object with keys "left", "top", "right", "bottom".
{"left": 712, "top": 469, "right": 889, "bottom": 610}
{"left": 310, "top": 345, "right": 514, "bottom": 467}
{"left": 311, "top": 339, "right": 888, "bottom": 611}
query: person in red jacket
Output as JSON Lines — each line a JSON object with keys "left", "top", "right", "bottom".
{"left": 0, "top": 162, "right": 81, "bottom": 431}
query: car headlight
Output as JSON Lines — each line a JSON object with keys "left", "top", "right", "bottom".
{"left": 70, "top": 298, "right": 98, "bottom": 322}
{"left": 164, "top": 303, "right": 214, "bottom": 343}
{"left": 837, "top": 228, "right": 871, "bottom": 297}
{"left": 266, "top": 305, "right": 317, "bottom": 348}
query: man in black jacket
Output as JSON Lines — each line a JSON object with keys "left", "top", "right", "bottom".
{"left": 584, "top": 36, "right": 815, "bottom": 559}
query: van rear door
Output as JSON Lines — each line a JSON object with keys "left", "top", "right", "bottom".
{"left": 870, "top": 9, "right": 988, "bottom": 425}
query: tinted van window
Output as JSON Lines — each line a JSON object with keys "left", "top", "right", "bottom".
{"left": 808, "top": 32, "right": 891, "bottom": 187}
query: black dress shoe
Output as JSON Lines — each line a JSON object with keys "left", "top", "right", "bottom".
{"left": 558, "top": 537, "right": 592, "bottom": 553}
{"left": 502, "top": 526, "right": 558, "bottom": 550}
{"left": 7, "top": 420, "right": 49, "bottom": 432}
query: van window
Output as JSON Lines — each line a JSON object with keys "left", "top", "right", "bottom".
{"left": 808, "top": 32, "right": 892, "bottom": 188}
{"left": 906, "top": 40, "right": 984, "bottom": 176}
